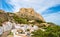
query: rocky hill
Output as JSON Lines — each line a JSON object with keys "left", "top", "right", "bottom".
{"left": 0, "top": 10, "right": 8, "bottom": 25}
{"left": 0, "top": 8, "right": 45, "bottom": 26}
{"left": 15, "top": 8, "right": 45, "bottom": 22}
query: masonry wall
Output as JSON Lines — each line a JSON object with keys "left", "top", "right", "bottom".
{"left": 0, "top": 27, "right": 3, "bottom": 35}
{"left": 0, "top": 22, "right": 13, "bottom": 35}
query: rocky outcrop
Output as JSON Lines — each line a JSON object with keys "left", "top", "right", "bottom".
{"left": 0, "top": 10, "right": 8, "bottom": 23}
{"left": 15, "top": 8, "right": 45, "bottom": 22}
{"left": 0, "top": 8, "right": 45, "bottom": 26}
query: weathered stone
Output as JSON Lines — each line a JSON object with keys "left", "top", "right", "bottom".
{"left": 2, "top": 22, "right": 12, "bottom": 32}
{"left": 15, "top": 8, "right": 45, "bottom": 22}
{"left": 0, "top": 26, "right": 3, "bottom": 35}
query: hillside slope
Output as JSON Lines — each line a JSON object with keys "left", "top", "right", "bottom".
{"left": 0, "top": 8, "right": 45, "bottom": 26}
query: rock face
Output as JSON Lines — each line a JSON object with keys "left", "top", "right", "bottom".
{"left": 0, "top": 10, "right": 8, "bottom": 23}
{"left": 15, "top": 8, "right": 45, "bottom": 22}
{"left": 0, "top": 8, "right": 45, "bottom": 26}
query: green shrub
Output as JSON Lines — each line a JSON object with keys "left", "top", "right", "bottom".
{"left": 13, "top": 15, "right": 28, "bottom": 24}
{"left": 9, "top": 32, "right": 13, "bottom": 35}
{"left": 32, "top": 25, "right": 60, "bottom": 37}
{"left": 35, "top": 20, "right": 45, "bottom": 24}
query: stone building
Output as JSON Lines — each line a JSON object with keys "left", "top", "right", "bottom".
{"left": 2, "top": 21, "right": 12, "bottom": 32}
{"left": 0, "top": 26, "right": 3, "bottom": 35}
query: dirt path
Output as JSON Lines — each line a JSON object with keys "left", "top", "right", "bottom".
{"left": 0, "top": 31, "right": 10, "bottom": 37}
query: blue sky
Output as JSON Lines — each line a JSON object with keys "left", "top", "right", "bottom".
{"left": 0, "top": 0, "right": 60, "bottom": 25}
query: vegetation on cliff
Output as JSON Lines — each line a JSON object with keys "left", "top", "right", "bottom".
{"left": 0, "top": 8, "right": 60, "bottom": 37}
{"left": 32, "top": 25, "right": 60, "bottom": 37}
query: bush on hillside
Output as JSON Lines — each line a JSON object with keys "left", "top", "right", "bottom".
{"left": 36, "top": 20, "right": 45, "bottom": 24}
{"left": 32, "top": 25, "right": 60, "bottom": 37}
{"left": 13, "top": 15, "right": 28, "bottom": 24}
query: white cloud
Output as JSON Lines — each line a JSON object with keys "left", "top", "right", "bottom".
{"left": 6, "top": 0, "right": 60, "bottom": 25}
{"left": 43, "top": 12, "right": 60, "bottom": 25}
{"left": 8, "top": 0, "right": 60, "bottom": 13}
{"left": 21, "top": 0, "right": 36, "bottom": 2}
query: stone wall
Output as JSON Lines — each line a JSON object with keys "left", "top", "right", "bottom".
{"left": 0, "top": 22, "right": 13, "bottom": 35}
{"left": 0, "top": 26, "right": 3, "bottom": 35}
{"left": 3, "top": 22, "right": 13, "bottom": 32}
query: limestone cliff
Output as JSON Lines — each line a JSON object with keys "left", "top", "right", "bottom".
{"left": 15, "top": 8, "right": 45, "bottom": 22}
